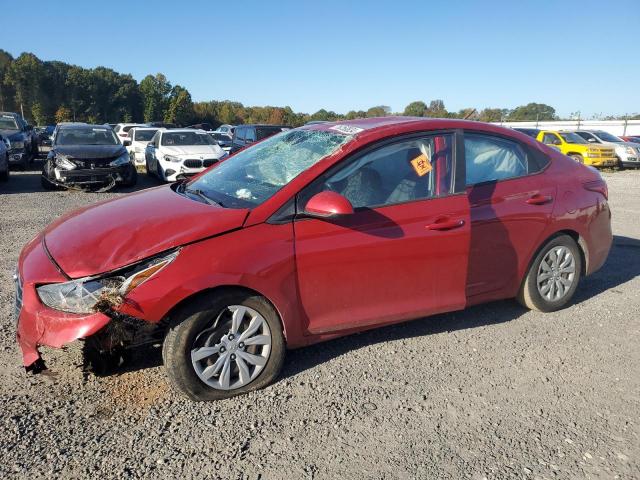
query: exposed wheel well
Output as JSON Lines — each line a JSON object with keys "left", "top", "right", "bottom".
{"left": 160, "top": 285, "right": 288, "bottom": 343}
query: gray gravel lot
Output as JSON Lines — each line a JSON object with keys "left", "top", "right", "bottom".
{"left": 0, "top": 161, "right": 638, "bottom": 479}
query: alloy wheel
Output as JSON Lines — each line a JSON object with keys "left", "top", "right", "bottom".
{"left": 536, "top": 246, "right": 576, "bottom": 301}
{"left": 191, "top": 305, "right": 272, "bottom": 390}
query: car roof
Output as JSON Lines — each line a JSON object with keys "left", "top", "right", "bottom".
{"left": 58, "top": 123, "right": 113, "bottom": 130}
{"left": 236, "top": 124, "right": 290, "bottom": 128}
{"left": 159, "top": 128, "right": 208, "bottom": 134}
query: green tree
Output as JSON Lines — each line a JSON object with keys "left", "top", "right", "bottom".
{"left": 508, "top": 103, "right": 556, "bottom": 121}
{"left": 5, "top": 53, "right": 45, "bottom": 119}
{"left": 165, "top": 86, "right": 194, "bottom": 125}
{"left": 403, "top": 101, "right": 427, "bottom": 117}
{"left": 140, "top": 73, "right": 172, "bottom": 122}
{"left": 55, "top": 106, "right": 72, "bottom": 123}
{"left": 366, "top": 105, "right": 390, "bottom": 117}
{"left": 478, "top": 108, "right": 510, "bottom": 122}
{"left": 0, "top": 49, "right": 15, "bottom": 111}
{"left": 425, "top": 99, "right": 447, "bottom": 118}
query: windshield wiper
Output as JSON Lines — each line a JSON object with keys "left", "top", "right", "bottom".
{"left": 185, "top": 187, "right": 222, "bottom": 207}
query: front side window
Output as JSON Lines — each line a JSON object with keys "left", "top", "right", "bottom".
{"left": 55, "top": 127, "right": 119, "bottom": 146}
{"left": 235, "top": 128, "right": 245, "bottom": 141}
{"left": 246, "top": 128, "right": 257, "bottom": 142}
{"left": 161, "top": 131, "right": 217, "bottom": 146}
{"left": 187, "top": 129, "right": 353, "bottom": 208}
{"left": 307, "top": 134, "right": 454, "bottom": 209}
{"left": 464, "top": 134, "right": 529, "bottom": 185}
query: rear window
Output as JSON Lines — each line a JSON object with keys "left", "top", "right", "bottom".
{"left": 161, "top": 131, "right": 217, "bottom": 146}
{"left": 133, "top": 129, "right": 158, "bottom": 141}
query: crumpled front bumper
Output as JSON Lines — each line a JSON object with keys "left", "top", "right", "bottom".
{"left": 15, "top": 235, "right": 111, "bottom": 370}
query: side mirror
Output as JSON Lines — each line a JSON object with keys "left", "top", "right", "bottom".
{"left": 304, "top": 191, "right": 354, "bottom": 218}
{"left": 123, "top": 139, "right": 132, "bottom": 146}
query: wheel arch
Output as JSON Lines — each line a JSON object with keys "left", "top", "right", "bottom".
{"left": 522, "top": 229, "right": 588, "bottom": 286}
{"left": 160, "top": 284, "right": 290, "bottom": 346}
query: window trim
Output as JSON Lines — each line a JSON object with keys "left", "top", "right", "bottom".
{"left": 461, "top": 130, "right": 551, "bottom": 188}
{"left": 294, "top": 129, "right": 462, "bottom": 216}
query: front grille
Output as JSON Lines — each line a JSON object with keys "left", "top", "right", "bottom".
{"left": 13, "top": 269, "right": 23, "bottom": 321}
{"left": 183, "top": 159, "right": 202, "bottom": 168}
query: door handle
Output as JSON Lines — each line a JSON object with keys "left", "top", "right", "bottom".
{"left": 526, "top": 194, "right": 553, "bottom": 205}
{"left": 426, "top": 218, "right": 465, "bottom": 231}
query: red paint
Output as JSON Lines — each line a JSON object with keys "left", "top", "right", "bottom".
{"left": 16, "top": 117, "right": 613, "bottom": 369}
{"left": 304, "top": 191, "right": 354, "bottom": 217}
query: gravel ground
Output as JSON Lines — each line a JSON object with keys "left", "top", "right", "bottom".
{"left": 0, "top": 161, "right": 638, "bottom": 479}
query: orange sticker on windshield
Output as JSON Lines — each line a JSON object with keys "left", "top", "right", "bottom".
{"left": 410, "top": 153, "right": 432, "bottom": 176}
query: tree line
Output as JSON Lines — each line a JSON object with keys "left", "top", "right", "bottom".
{"left": 1, "top": 50, "right": 637, "bottom": 127}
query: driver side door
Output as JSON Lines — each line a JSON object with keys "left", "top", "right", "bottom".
{"left": 293, "top": 132, "right": 470, "bottom": 335}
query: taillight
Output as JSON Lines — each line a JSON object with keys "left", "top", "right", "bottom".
{"left": 583, "top": 180, "right": 608, "bottom": 200}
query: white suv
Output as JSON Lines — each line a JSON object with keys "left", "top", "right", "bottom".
{"left": 126, "top": 127, "right": 159, "bottom": 165}
{"left": 113, "top": 123, "right": 146, "bottom": 144}
{"left": 145, "top": 129, "right": 227, "bottom": 181}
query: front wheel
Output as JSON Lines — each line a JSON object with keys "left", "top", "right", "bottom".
{"left": 518, "top": 235, "right": 582, "bottom": 312}
{"left": 569, "top": 154, "right": 584, "bottom": 164}
{"left": 162, "top": 290, "right": 286, "bottom": 401}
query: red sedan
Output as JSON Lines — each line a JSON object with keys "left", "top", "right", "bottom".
{"left": 15, "top": 117, "right": 612, "bottom": 401}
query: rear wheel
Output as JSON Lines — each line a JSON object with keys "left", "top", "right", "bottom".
{"left": 569, "top": 154, "right": 584, "bottom": 164}
{"left": 162, "top": 290, "right": 286, "bottom": 401}
{"left": 518, "top": 235, "right": 582, "bottom": 312}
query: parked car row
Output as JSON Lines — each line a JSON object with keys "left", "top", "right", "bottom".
{"left": 0, "top": 111, "right": 39, "bottom": 170}
{"left": 513, "top": 127, "right": 640, "bottom": 168}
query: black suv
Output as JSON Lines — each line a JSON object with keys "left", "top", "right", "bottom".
{"left": 0, "top": 112, "right": 38, "bottom": 169}
{"left": 230, "top": 124, "right": 290, "bottom": 153}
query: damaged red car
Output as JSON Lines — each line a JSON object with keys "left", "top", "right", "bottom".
{"left": 15, "top": 117, "right": 612, "bottom": 401}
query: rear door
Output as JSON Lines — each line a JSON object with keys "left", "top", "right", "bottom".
{"left": 294, "top": 132, "right": 470, "bottom": 335}
{"left": 463, "top": 132, "right": 554, "bottom": 300}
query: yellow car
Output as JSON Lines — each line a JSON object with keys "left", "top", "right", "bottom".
{"left": 536, "top": 130, "right": 618, "bottom": 167}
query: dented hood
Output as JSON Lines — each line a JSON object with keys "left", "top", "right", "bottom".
{"left": 44, "top": 185, "right": 249, "bottom": 278}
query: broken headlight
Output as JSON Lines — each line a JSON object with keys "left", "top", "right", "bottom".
{"left": 36, "top": 250, "right": 179, "bottom": 314}
{"left": 109, "top": 152, "right": 131, "bottom": 167}
{"left": 55, "top": 154, "right": 76, "bottom": 170}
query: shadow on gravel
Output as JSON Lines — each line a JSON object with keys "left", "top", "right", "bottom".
{"left": 281, "top": 235, "right": 640, "bottom": 380}
{"left": 93, "top": 237, "right": 640, "bottom": 379}
{"left": 0, "top": 158, "right": 159, "bottom": 195}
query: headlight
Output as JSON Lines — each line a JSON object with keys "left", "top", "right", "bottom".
{"left": 37, "top": 250, "right": 179, "bottom": 314}
{"left": 624, "top": 146, "right": 635, "bottom": 155}
{"left": 55, "top": 154, "right": 76, "bottom": 170}
{"left": 109, "top": 152, "right": 131, "bottom": 166}
{"left": 164, "top": 155, "right": 181, "bottom": 163}
{"left": 10, "top": 140, "right": 24, "bottom": 150}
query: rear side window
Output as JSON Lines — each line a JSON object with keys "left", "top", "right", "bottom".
{"left": 235, "top": 127, "right": 245, "bottom": 141}
{"left": 542, "top": 133, "right": 561, "bottom": 145}
{"left": 256, "top": 127, "right": 281, "bottom": 141}
{"left": 464, "top": 133, "right": 537, "bottom": 185}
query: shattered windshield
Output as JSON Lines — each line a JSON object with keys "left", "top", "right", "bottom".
{"left": 185, "top": 129, "right": 353, "bottom": 208}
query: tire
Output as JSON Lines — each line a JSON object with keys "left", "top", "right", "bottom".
{"left": 156, "top": 159, "right": 165, "bottom": 182}
{"left": 120, "top": 164, "right": 138, "bottom": 187}
{"left": 569, "top": 154, "right": 584, "bottom": 164}
{"left": 162, "top": 290, "right": 286, "bottom": 401}
{"left": 517, "top": 235, "right": 582, "bottom": 312}
{"left": 0, "top": 154, "right": 8, "bottom": 181}
{"left": 41, "top": 174, "right": 61, "bottom": 190}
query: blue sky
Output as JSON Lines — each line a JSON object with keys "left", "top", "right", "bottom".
{"left": 1, "top": 0, "right": 638, "bottom": 117}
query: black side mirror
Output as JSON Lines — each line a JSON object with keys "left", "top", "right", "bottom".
{"left": 123, "top": 139, "right": 132, "bottom": 147}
